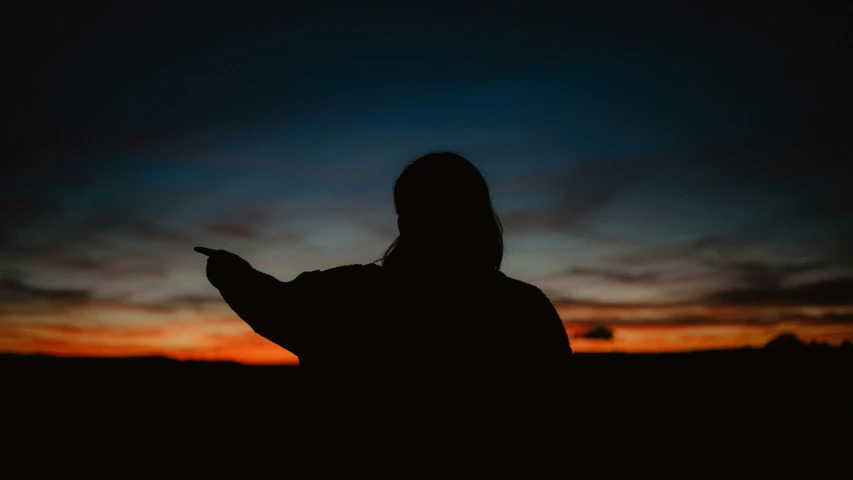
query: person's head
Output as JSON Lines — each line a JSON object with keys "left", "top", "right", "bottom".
{"left": 380, "top": 152, "right": 503, "bottom": 271}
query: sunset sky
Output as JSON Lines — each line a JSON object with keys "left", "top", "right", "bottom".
{"left": 3, "top": 2, "right": 852, "bottom": 364}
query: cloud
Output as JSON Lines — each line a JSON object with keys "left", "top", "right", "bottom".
{"left": 595, "top": 239, "right": 847, "bottom": 305}
{"left": 0, "top": 321, "right": 170, "bottom": 342}
{"left": 0, "top": 199, "right": 193, "bottom": 255}
{"left": 1, "top": 243, "right": 173, "bottom": 279}
{"left": 606, "top": 238, "right": 830, "bottom": 274}
{"left": 0, "top": 277, "right": 230, "bottom": 319}
{"left": 703, "top": 260, "right": 831, "bottom": 290}
{"left": 815, "top": 313, "right": 853, "bottom": 324}
{"left": 0, "top": 319, "right": 297, "bottom": 364}
{"left": 565, "top": 267, "right": 662, "bottom": 284}
{"left": 553, "top": 300, "right": 853, "bottom": 326}
{"left": 500, "top": 160, "right": 650, "bottom": 234}
{"left": 0, "top": 278, "right": 92, "bottom": 304}
{"left": 601, "top": 236, "right": 738, "bottom": 268}
{"left": 158, "top": 294, "right": 225, "bottom": 310}
{"left": 580, "top": 326, "right": 614, "bottom": 340}
{"left": 0, "top": 195, "right": 303, "bottom": 284}
{"left": 704, "top": 276, "right": 853, "bottom": 307}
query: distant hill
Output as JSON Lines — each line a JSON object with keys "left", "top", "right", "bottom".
{"left": 764, "top": 333, "right": 853, "bottom": 352}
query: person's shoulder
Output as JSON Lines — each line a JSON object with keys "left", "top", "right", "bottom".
{"left": 324, "top": 263, "right": 382, "bottom": 273}
{"left": 497, "top": 272, "right": 541, "bottom": 294}
{"left": 319, "top": 263, "right": 384, "bottom": 280}
{"left": 497, "top": 272, "right": 553, "bottom": 303}
{"left": 293, "top": 263, "right": 382, "bottom": 283}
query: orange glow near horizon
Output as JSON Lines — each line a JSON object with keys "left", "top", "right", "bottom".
{"left": 1, "top": 301, "right": 852, "bottom": 365}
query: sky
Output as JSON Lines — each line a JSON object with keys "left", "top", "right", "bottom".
{"left": 3, "top": 1, "right": 852, "bottom": 363}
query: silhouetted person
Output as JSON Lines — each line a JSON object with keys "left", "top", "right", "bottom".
{"left": 195, "top": 152, "right": 571, "bottom": 369}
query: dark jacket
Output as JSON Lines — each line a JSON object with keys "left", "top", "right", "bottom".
{"left": 215, "top": 263, "right": 571, "bottom": 369}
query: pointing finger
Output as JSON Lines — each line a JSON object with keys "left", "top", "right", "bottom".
{"left": 194, "top": 246, "right": 218, "bottom": 256}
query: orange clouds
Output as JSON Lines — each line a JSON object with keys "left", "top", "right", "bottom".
{"left": 561, "top": 301, "right": 853, "bottom": 353}
{"left": 554, "top": 302, "right": 853, "bottom": 324}
{"left": 0, "top": 318, "right": 299, "bottom": 365}
{"left": 568, "top": 321, "right": 853, "bottom": 353}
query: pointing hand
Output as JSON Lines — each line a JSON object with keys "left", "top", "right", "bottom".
{"left": 194, "top": 246, "right": 253, "bottom": 289}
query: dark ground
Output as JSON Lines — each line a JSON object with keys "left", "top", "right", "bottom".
{"left": 2, "top": 350, "right": 851, "bottom": 478}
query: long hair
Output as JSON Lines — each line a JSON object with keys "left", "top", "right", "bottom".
{"left": 378, "top": 152, "right": 504, "bottom": 271}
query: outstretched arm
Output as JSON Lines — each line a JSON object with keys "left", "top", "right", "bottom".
{"left": 195, "top": 247, "right": 307, "bottom": 356}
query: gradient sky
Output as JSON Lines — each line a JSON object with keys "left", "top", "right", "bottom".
{"left": 3, "top": 1, "right": 852, "bottom": 363}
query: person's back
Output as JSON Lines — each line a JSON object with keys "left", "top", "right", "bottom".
{"left": 281, "top": 263, "right": 570, "bottom": 475}
{"left": 277, "top": 263, "right": 571, "bottom": 369}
